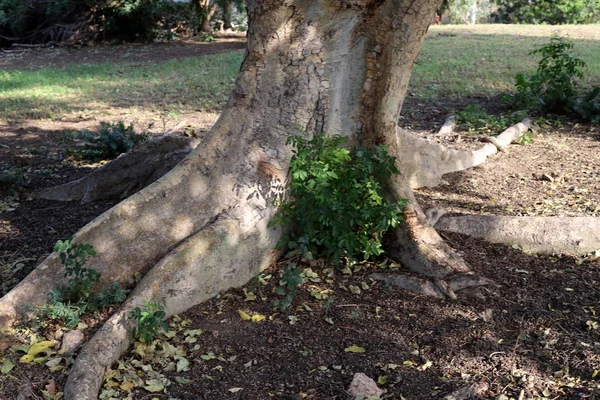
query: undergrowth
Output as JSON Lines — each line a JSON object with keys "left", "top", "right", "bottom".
{"left": 270, "top": 133, "right": 406, "bottom": 308}
{"left": 36, "top": 240, "right": 127, "bottom": 328}
{"left": 128, "top": 301, "right": 169, "bottom": 344}
{"left": 456, "top": 104, "right": 527, "bottom": 134}
{"left": 514, "top": 36, "right": 600, "bottom": 123}
{"left": 66, "top": 121, "right": 149, "bottom": 163}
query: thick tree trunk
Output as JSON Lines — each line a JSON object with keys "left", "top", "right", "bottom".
{"left": 201, "top": 2, "right": 218, "bottom": 32}
{"left": 223, "top": 0, "right": 233, "bottom": 30}
{"left": 1, "top": 1, "right": 457, "bottom": 398}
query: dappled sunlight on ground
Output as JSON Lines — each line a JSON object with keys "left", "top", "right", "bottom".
{"left": 428, "top": 24, "right": 600, "bottom": 40}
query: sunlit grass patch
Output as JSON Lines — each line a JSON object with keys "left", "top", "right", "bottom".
{"left": 409, "top": 25, "right": 600, "bottom": 102}
{"left": 0, "top": 51, "right": 244, "bottom": 121}
{"left": 1, "top": 26, "right": 599, "bottom": 122}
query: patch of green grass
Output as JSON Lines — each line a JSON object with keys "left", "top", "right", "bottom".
{"left": 456, "top": 104, "right": 527, "bottom": 134}
{"left": 0, "top": 51, "right": 243, "bottom": 121}
{"left": 1, "top": 26, "right": 599, "bottom": 122}
{"left": 410, "top": 25, "right": 600, "bottom": 102}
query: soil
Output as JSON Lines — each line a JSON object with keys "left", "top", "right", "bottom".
{"left": 0, "top": 39, "right": 599, "bottom": 400}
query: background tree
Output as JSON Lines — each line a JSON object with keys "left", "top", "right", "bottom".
{"left": 494, "top": 0, "right": 600, "bottom": 24}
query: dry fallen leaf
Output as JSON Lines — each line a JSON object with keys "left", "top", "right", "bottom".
{"left": 0, "top": 359, "right": 14, "bottom": 374}
{"left": 344, "top": 345, "right": 365, "bottom": 353}
{"left": 251, "top": 314, "right": 266, "bottom": 323}
{"left": 238, "top": 310, "right": 251, "bottom": 321}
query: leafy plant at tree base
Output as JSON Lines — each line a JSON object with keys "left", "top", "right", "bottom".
{"left": 272, "top": 133, "right": 406, "bottom": 264}
{"left": 516, "top": 131, "right": 533, "bottom": 145}
{"left": 67, "top": 121, "right": 149, "bottom": 162}
{"left": 128, "top": 301, "right": 169, "bottom": 344}
{"left": 270, "top": 133, "right": 406, "bottom": 309}
{"left": 274, "top": 263, "right": 303, "bottom": 310}
{"left": 37, "top": 240, "right": 127, "bottom": 328}
{"left": 514, "top": 37, "right": 587, "bottom": 115}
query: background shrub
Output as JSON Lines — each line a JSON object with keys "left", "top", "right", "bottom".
{"left": 67, "top": 121, "right": 148, "bottom": 162}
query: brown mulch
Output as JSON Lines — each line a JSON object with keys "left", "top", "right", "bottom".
{"left": 1, "top": 41, "right": 599, "bottom": 400}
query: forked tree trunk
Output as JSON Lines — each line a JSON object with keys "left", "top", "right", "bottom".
{"left": 0, "top": 1, "right": 469, "bottom": 398}
{"left": 199, "top": 0, "right": 218, "bottom": 32}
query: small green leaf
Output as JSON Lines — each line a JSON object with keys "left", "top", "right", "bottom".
{"left": 1, "top": 359, "right": 15, "bottom": 374}
{"left": 201, "top": 352, "right": 216, "bottom": 361}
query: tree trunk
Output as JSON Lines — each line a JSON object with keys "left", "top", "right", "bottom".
{"left": 223, "top": 0, "right": 233, "bottom": 30}
{"left": 1, "top": 1, "right": 466, "bottom": 398}
{"left": 201, "top": 2, "right": 218, "bottom": 32}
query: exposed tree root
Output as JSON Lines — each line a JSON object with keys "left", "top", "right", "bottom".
{"left": 435, "top": 213, "right": 600, "bottom": 255}
{"left": 374, "top": 120, "right": 533, "bottom": 298}
{"left": 0, "top": 2, "right": 560, "bottom": 396}
{"left": 437, "top": 115, "right": 456, "bottom": 136}
{"left": 395, "top": 119, "right": 531, "bottom": 188}
{"left": 64, "top": 218, "right": 279, "bottom": 399}
{"left": 485, "top": 118, "right": 532, "bottom": 151}
{"left": 34, "top": 136, "right": 198, "bottom": 203}
{"left": 371, "top": 272, "right": 496, "bottom": 299}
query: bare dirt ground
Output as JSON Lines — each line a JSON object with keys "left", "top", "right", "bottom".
{"left": 0, "top": 37, "right": 246, "bottom": 70}
{"left": 0, "top": 38, "right": 599, "bottom": 400}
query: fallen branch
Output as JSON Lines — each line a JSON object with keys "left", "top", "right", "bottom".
{"left": 485, "top": 118, "right": 532, "bottom": 151}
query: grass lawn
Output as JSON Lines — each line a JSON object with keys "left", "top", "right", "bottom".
{"left": 0, "top": 51, "right": 242, "bottom": 122}
{"left": 0, "top": 25, "right": 598, "bottom": 124}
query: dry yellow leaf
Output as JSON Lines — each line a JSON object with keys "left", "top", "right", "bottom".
{"left": 238, "top": 310, "right": 251, "bottom": 321}
{"left": 251, "top": 314, "right": 266, "bottom": 323}
{"left": 120, "top": 380, "right": 136, "bottom": 391}
{"left": 26, "top": 341, "right": 56, "bottom": 357}
{"left": 344, "top": 345, "right": 365, "bottom": 353}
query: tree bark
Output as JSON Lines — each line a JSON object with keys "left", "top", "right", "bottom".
{"left": 223, "top": 0, "right": 233, "bottom": 30}
{"left": 1, "top": 0, "right": 446, "bottom": 333}
{"left": 0, "top": 1, "right": 466, "bottom": 398}
{"left": 201, "top": 2, "right": 218, "bottom": 32}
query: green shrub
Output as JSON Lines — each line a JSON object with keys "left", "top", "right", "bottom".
{"left": 274, "top": 263, "right": 303, "bottom": 310}
{"left": 67, "top": 121, "right": 148, "bottom": 162}
{"left": 37, "top": 240, "right": 127, "bottom": 328}
{"left": 271, "top": 133, "right": 406, "bottom": 265}
{"left": 494, "top": 0, "right": 600, "bottom": 24}
{"left": 514, "top": 37, "right": 586, "bottom": 114}
{"left": 128, "top": 301, "right": 168, "bottom": 344}
{"left": 0, "top": 166, "right": 23, "bottom": 190}
{"left": 571, "top": 86, "right": 600, "bottom": 124}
